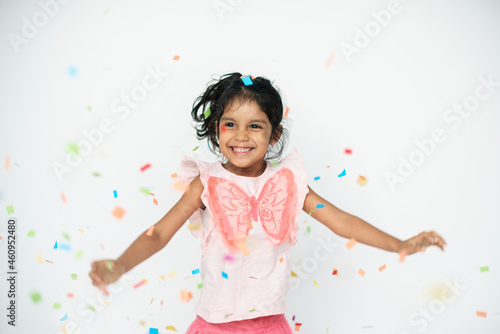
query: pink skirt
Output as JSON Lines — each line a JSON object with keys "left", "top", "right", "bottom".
{"left": 185, "top": 314, "right": 293, "bottom": 334}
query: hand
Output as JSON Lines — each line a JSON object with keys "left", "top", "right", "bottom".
{"left": 88, "top": 259, "right": 125, "bottom": 295}
{"left": 399, "top": 231, "right": 447, "bottom": 256}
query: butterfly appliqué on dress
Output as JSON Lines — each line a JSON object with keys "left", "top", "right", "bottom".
{"left": 207, "top": 168, "right": 297, "bottom": 254}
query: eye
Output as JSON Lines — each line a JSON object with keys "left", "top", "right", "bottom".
{"left": 250, "top": 124, "right": 262, "bottom": 129}
{"left": 224, "top": 123, "right": 234, "bottom": 127}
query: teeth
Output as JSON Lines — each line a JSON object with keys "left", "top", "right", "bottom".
{"left": 233, "top": 147, "right": 252, "bottom": 152}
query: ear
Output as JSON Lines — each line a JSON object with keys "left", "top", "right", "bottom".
{"left": 270, "top": 125, "right": 283, "bottom": 145}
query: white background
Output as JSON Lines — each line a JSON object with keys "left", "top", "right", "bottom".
{"left": 1, "top": 0, "right": 499, "bottom": 333}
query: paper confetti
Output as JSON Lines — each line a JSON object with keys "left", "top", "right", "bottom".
{"left": 66, "top": 142, "right": 79, "bottom": 155}
{"left": 358, "top": 269, "right": 366, "bottom": 277}
{"left": 313, "top": 280, "right": 319, "bottom": 287}
{"left": 192, "top": 268, "right": 200, "bottom": 275}
{"left": 197, "top": 283, "right": 203, "bottom": 289}
{"left": 284, "top": 106, "right": 289, "bottom": 118}
{"left": 307, "top": 226, "right": 311, "bottom": 233}
{"left": 279, "top": 257, "right": 283, "bottom": 263}
{"left": 74, "top": 250, "right": 83, "bottom": 259}
{"left": 338, "top": 169, "right": 346, "bottom": 177}
{"left": 92, "top": 172, "right": 101, "bottom": 177}
{"left": 314, "top": 176, "right": 320, "bottom": 181}
{"left": 53, "top": 302, "right": 61, "bottom": 309}
{"left": 241, "top": 76, "right": 253, "bottom": 86}
{"left": 146, "top": 225, "right": 155, "bottom": 236}
{"left": 399, "top": 251, "right": 406, "bottom": 263}
{"left": 68, "top": 66, "right": 78, "bottom": 76}
{"left": 173, "top": 55, "right": 180, "bottom": 61}
{"left": 71, "top": 273, "right": 77, "bottom": 280}
{"left": 140, "top": 187, "right": 152, "bottom": 195}
{"left": 106, "top": 261, "right": 113, "bottom": 271}
{"left": 167, "top": 270, "right": 178, "bottom": 278}
{"left": 332, "top": 268, "right": 338, "bottom": 276}
{"left": 325, "top": 52, "right": 336, "bottom": 68}
{"left": 60, "top": 313, "right": 68, "bottom": 321}
{"left": 294, "top": 323, "right": 302, "bottom": 331}
{"left": 237, "top": 242, "right": 250, "bottom": 256}
{"left": 357, "top": 175, "right": 367, "bottom": 186}
{"left": 112, "top": 206, "right": 125, "bottom": 219}
{"left": 6, "top": 205, "right": 15, "bottom": 214}
{"left": 180, "top": 289, "right": 193, "bottom": 302}
{"left": 193, "top": 146, "right": 200, "bottom": 151}
{"left": 153, "top": 198, "right": 158, "bottom": 206}
{"left": 67, "top": 293, "right": 74, "bottom": 298}
{"left": 165, "top": 325, "right": 178, "bottom": 331}
{"left": 204, "top": 108, "right": 211, "bottom": 119}
{"left": 379, "top": 264, "right": 387, "bottom": 272}
{"left": 480, "top": 266, "right": 489, "bottom": 273}
{"left": 222, "top": 271, "right": 228, "bottom": 279}
{"left": 476, "top": 311, "right": 487, "bottom": 318}
{"left": 133, "top": 279, "right": 147, "bottom": 289}
{"left": 249, "top": 309, "right": 256, "bottom": 312}
{"left": 140, "top": 163, "right": 151, "bottom": 172}
{"left": 315, "top": 204, "right": 325, "bottom": 209}
{"left": 270, "top": 161, "right": 278, "bottom": 167}
{"left": 5, "top": 154, "right": 10, "bottom": 170}
{"left": 113, "top": 190, "right": 117, "bottom": 198}
{"left": 27, "top": 230, "right": 36, "bottom": 237}
{"left": 345, "top": 148, "right": 352, "bottom": 154}
{"left": 36, "top": 253, "right": 43, "bottom": 264}
{"left": 149, "top": 328, "right": 159, "bottom": 334}
{"left": 53, "top": 241, "right": 58, "bottom": 249}
{"left": 45, "top": 260, "right": 54, "bottom": 264}
{"left": 346, "top": 238, "right": 357, "bottom": 250}
{"left": 61, "top": 192, "right": 67, "bottom": 203}
{"left": 30, "top": 291, "right": 42, "bottom": 303}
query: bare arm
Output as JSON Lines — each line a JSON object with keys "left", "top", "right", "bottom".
{"left": 303, "top": 186, "right": 446, "bottom": 254}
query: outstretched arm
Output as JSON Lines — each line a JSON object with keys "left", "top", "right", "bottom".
{"left": 302, "top": 186, "right": 446, "bottom": 255}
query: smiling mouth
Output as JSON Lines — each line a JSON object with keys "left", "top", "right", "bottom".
{"left": 231, "top": 147, "right": 254, "bottom": 153}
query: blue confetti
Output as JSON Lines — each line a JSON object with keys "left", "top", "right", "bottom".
{"left": 68, "top": 66, "right": 78, "bottom": 77}
{"left": 149, "top": 328, "right": 159, "bottom": 334}
{"left": 53, "top": 241, "right": 58, "bottom": 249}
{"left": 315, "top": 204, "right": 325, "bottom": 209}
{"left": 338, "top": 169, "right": 346, "bottom": 177}
{"left": 60, "top": 313, "right": 68, "bottom": 321}
{"left": 241, "top": 76, "right": 253, "bottom": 86}
{"left": 58, "top": 243, "right": 71, "bottom": 251}
{"left": 314, "top": 176, "right": 320, "bottom": 181}
{"left": 113, "top": 190, "right": 117, "bottom": 198}
{"left": 222, "top": 271, "right": 228, "bottom": 279}
{"left": 192, "top": 268, "right": 200, "bottom": 275}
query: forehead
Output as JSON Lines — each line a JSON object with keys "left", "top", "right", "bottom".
{"left": 222, "top": 99, "right": 270, "bottom": 122}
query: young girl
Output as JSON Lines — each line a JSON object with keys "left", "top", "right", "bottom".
{"left": 89, "top": 72, "right": 446, "bottom": 333}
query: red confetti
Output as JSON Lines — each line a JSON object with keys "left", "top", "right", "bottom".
{"left": 140, "top": 163, "right": 151, "bottom": 172}
{"left": 173, "top": 55, "right": 180, "bottom": 61}
{"left": 345, "top": 148, "right": 352, "bottom": 154}
{"left": 67, "top": 293, "right": 74, "bottom": 298}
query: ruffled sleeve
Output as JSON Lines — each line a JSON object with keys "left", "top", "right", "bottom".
{"left": 177, "top": 156, "right": 216, "bottom": 253}
{"left": 276, "top": 149, "right": 309, "bottom": 246}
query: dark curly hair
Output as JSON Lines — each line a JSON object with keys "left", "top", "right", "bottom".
{"left": 191, "top": 72, "right": 288, "bottom": 161}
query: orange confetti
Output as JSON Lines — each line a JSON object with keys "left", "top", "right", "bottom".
{"left": 5, "top": 155, "right": 10, "bottom": 170}
{"left": 279, "top": 257, "right": 283, "bottom": 263}
{"left": 45, "top": 260, "right": 54, "bottom": 264}
{"left": 171, "top": 173, "right": 177, "bottom": 178}
{"left": 346, "top": 238, "right": 357, "bottom": 250}
{"left": 112, "top": 206, "right": 125, "bottom": 219}
{"left": 153, "top": 198, "right": 158, "bottom": 206}
{"left": 379, "top": 264, "right": 387, "bottom": 272}
{"left": 146, "top": 225, "right": 155, "bottom": 236}
{"left": 284, "top": 107, "right": 289, "bottom": 118}
{"left": 180, "top": 289, "right": 193, "bottom": 303}
{"left": 357, "top": 175, "right": 368, "bottom": 186}
{"left": 325, "top": 52, "right": 336, "bottom": 68}
{"left": 173, "top": 55, "right": 180, "bottom": 61}
{"left": 61, "top": 192, "right": 67, "bottom": 203}
{"left": 399, "top": 251, "right": 406, "bottom": 263}
{"left": 358, "top": 269, "right": 366, "bottom": 276}
{"left": 476, "top": 311, "right": 487, "bottom": 318}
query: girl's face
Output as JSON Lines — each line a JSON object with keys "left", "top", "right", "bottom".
{"left": 217, "top": 99, "right": 278, "bottom": 177}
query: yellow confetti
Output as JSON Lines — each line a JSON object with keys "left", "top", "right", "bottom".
{"left": 78, "top": 228, "right": 84, "bottom": 233}
{"left": 36, "top": 253, "right": 43, "bottom": 264}
{"left": 357, "top": 175, "right": 368, "bottom": 186}
{"left": 165, "top": 325, "right": 178, "bottom": 331}
{"left": 158, "top": 275, "right": 165, "bottom": 280}
{"left": 187, "top": 222, "right": 201, "bottom": 231}
{"left": 313, "top": 280, "right": 319, "bottom": 287}
{"left": 167, "top": 270, "right": 178, "bottom": 278}
{"left": 149, "top": 298, "right": 154, "bottom": 305}
{"left": 291, "top": 271, "right": 298, "bottom": 278}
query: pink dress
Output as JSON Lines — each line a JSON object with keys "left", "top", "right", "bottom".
{"left": 178, "top": 149, "right": 309, "bottom": 333}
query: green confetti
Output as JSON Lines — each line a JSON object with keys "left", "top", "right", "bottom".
{"left": 270, "top": 161, "right": 278, "bottom": 167}
{"left": 66, "top": 142, "right": 80, "bottom": 155}
{"left": 27, "top": 230, "right": 36, "bottom": 237}
{"left": 480, "top": 266, "right": 489, "bottom": 273}
{"left": 6, "top": 205, "right": 15, "bottom": 214}
{"left": 71, "top": 273, "right": 77, "bottom": 280}
{"left": 197, "top": 283, "right": 203, "bottom": 289}
{"left": 92, "top": 172, "right": 101, "bottom": 177}
{"left": 309, "top": 209, "right": 314, "bottom": 216}
{"left": 249, "top": 309, "right": 256, "bottom": 313}
{"left": 140, "top": 187, "right": 152, "bottom": 195}
{"left": 106, "top": 261, "right": 113, "bottom": 271}
{"left": 204, "top": 108, "right": 211, "bottom": 119}
{"left": 307, "top": 226, "right": 311, "bottom": 233}
{"left": 62, "top": 232, "right": 70, "bottom": 241}
{"left": 30, "top": 291, "right": 42, "bottom": 304}
{"left": 192, "top": 146, "right": 200, "bottom": 151}
{"left": 74, "top": 250, "right": 84, "bottom": 259}
{"left": 87, "top": 105, "right": 92, "bottom": 111}
{"left": 87, "top": 304, "right": 96, "bottom": 312}
{"left": 52, "top": 302, "right": 62, "bottom": 309}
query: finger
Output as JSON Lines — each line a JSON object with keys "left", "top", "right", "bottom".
{"left": 429, "top": 231, "right": 446, "bottom": 251}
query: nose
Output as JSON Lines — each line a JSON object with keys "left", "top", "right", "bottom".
{"left": 235, "top": 128, "right": 249, "bottom": 141}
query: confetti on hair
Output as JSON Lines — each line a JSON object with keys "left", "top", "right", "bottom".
{"left": 241, "top": 76, "right": 253, "bottom": 86}
{"left": 346, "top": 238, "right": 357, "bottom": 250}
{"left": 338, "top": 169, "right": 346, "bottom": 177}
{"left": 140, "top": 163, "right": 151, "bottom": 172}
{"left": 358, "top": 269, "right": 366, "bottom": 277}
{"left": 379, "top": 264, "right": 387, "bottom": 272}
{"left": 204, "top": 108, "right": 211, "bottom": 119}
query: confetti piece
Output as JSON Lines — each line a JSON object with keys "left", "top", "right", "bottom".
{"left": 315, "top": 204, "right": 325, "bottom": 209}
{"left": 222, "top": 271, "right": 228, "bottom": 279}
{"left": 173, "top": 55, "right": 180, "bottom": 61}
{"left": 92, "top": 172, "right": 101, "bottom": 177}
{"left": 133, "top": 279, "right": 148, "bottom": 289}
{"left": 224, "top": 254, "right": 235, "bottom": 261}
{"left": 149, "top": 328, "right": 159, "bottom": 334}
{"left": 292, "top": 315, "right": 295, "bottom": 321}
{"left": 309, "top": 209, "right": 314, "bottom": 216}
{"left": 60, "top": 313, "right": 68, "bottom": 321}
{"left": 112, "top": 206, "right": 125, "bottom": 219}
{"left": 357, "top": 175, "right": 368, "bottom": 186}
{"left": 314, "top": 176, "right": 320, "bottom": 181}
{"left": 54, "top": 241, "right": 58, "bottom": 249}
{"left": 291, "top": 271, "right": 298, "bottom": 278}
{"left": 242, "top": 76, "right": 253, "bottom": 86}
{"left": 31, "top": 291, "right": 42, "bottom": 303}
{"left": 62, "top": 232, "right": 70, "bottom": 240}
{"left": 45, "top": 260, "right": 54, "bottom": 264}
{"left": 67, "top": 293, "right": 74, "bottom": 298}
{"left": 313, "top": 280, "right": 319, "bottom": 287}
{"left": 146, "top": 225, "right": 155, "bottom": 236}
{"left": 140, "top": 163, "right": 151, "bottom": 172}
{"left": 66, "top": 142, "right": 79, "bottom": 155}
{"left": 193, "top": 146, "right": 200, "bottom": 151}
{"left": 197, "top": 283, "right": 203, "bottom": 289}
{"left": 279, "top": 257, "right": 283, "bottom": 263}
{"left": 345, "top": 148, "right": 352, "bottom": 154}
{"left": 113, "top": 190, "right": 117, "bottom": 198}
{"left": 332, "top": 268, "right": 338, "bottom": 276}
{"left": 338, "top": 169, "right": 346, "bottom": 177}
{"left": 36, "top": 253, "right": 43, "bottom": 264}
{"left": 346, "top": 238, "right": 357, "bottom": 250}
{"left": 153, "top": 198, "right": 158, "bottom": 206}
{"left": 379, "top": 264, "right": 387, "bottom": 272}
{"left": 358, "top": 269, "right": 366, "bottom": 277}
{"left": 249, "top": 309, "right": 256, "bottom": 312}
{"left": 161, "top": 299, "right": 164, "bottom": 310}
{"left": 167, "top": 270, "right": 178, "bottom": 278}
{"left": 165, "top": 325, "right": 178, "bottom": 331}
{"left": 399, "top": 251, "right": 406, "bottom": 263}
{"left": 284, "top": 106, "right": 289, "bottom": 118}
{"left": 480, "top": 266, "right": 489, "bottom": 273}
{"left": 68, "top": 66, "right": 78, "bottom": 76}
{"left": 476, "top": 311, "right": 487, "bottom": 318}
{"left": 307, "top": 226, "right": 311, "bottom": 233}
{"left": 180, "top": 289, "right": 193, "bottom": 302}
{"left": 192, "top": 268, "right": 200, "bottom": 275}
{"left": 5, "top": 154, "right": 10, "bottom": 170}
{"left": 6, "top": 205, "right": 14, "bottom": 214}
{"left": 61, "top": 192, "right": 67, "bottom": 203}
{"left": 270, "top": 161, "right": 278, "bottom": 167}
{"left": 106, "top": 261, "right": 113, "bottom": 271}
{"left": 53, "top": 302, "right": 61, "bottom": 309}
{"left": 204, "top": 108, "right": 211, "bottom": 119}
{"left": 71, "top": 273, "right": 77, "bottom": 280}
{"left": 325, "top": 52, "right": 336, "bottom": 68}
{"left": 294, "top": 323, "right": 302, "bottom": 331}
{"left": 78, "top": 228, "right": 84, "bottom": 233}
{"left": 27, "top": 230, "right": 36, "bottom": 237}
{"left": 74, "top": 250, "right": 83, "bottom": 259}
{"left": 87, "top": 106, "right": 92, "bottom": 111}
{"left": 187, "top": 222, "right": 201, "bottom": 231}
{"left": 171, "top": 173, "right": 178, "bottom": 178}
{"left": 140, "top": 187, "right": 152, "bottom": 195}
